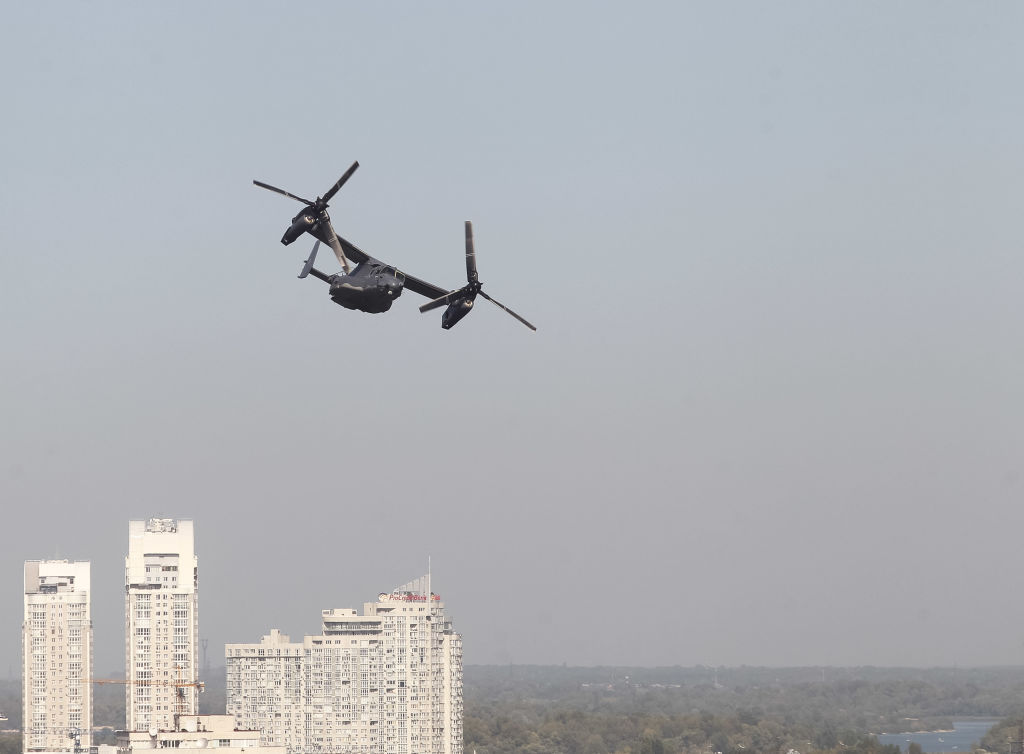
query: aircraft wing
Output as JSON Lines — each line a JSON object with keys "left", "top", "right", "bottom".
{"left": 337, "top": 234, "right": 451, "bottom": 301}
{"left": 397, "top": 271, "right": 450, "bottom": 301}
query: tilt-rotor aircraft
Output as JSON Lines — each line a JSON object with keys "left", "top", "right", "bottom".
{"left": 254, "top": 164, "right": 535, "bottom": 330}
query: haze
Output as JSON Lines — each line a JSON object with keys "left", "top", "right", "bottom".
{"left": 2, "top": 3, "right": 1023, "bottom": 677}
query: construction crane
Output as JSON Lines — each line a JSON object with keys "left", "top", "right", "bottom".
{"left": 90, "top": 674, "right": 205, "bottom": 718}
{"left": 91, "top": 677, "right": 205, "bottom": 690}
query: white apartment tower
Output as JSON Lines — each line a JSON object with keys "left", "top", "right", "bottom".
{"left": 226, "top": 575, "right": 463, "bottom": 754}
{"left": 125, "top": 518, "right": 199, "bottom": 732}
{"left": 22, "top": 560, "right": 93, "bottom": 754}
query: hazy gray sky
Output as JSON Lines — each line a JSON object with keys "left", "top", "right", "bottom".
{"left": 2, "top": 2, "right": 1023, "bottom": 677}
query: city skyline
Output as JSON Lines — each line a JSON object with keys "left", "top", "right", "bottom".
{"left": 10, "top": 517, "right": 457, "bottom": 682}
{"left": 15, "top": 517, "right": 461, "bottom": 754}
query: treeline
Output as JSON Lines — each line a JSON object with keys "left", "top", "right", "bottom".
{"left": 464, "top": 705, "right": 902, "bottom": 754}
{"left": 979, "top": 717, "right": 1024, "bottom": 753}
{"left": 466, "top": 665, "right": 1024, "bottom": 724}
{"left": 463, "top": 665, "right": 1024, "bottom": 754}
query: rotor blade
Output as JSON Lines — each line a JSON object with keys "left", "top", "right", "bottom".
{"left": 465, "top": 221, "right": 478, "bottom": 283}
{"left": 479, "top": 290, "right": 537, "bottom": 331}
{"left": 321, "top": 161, "right": 360, "bottom": 204}
{"left": 419, "top": 290, "right": 459, "bottom": 313}
{"left": 318, "top": 223, "right": 351, "bottom": 274}
{"left": 299, "top": 241, "right": 320, "bottom": 279}
{"left": 253, "top": 180, "right": 313, "bottom": 205}
{"left": 328, "top": 237, "right": 352, "bottom": 274}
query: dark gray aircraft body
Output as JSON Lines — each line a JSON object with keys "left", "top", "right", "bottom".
{"left": 254, "top": 163, "right": 535, "bottom": 330}
{"left": 297, "top": 235, "right": 449, "bottom": 315}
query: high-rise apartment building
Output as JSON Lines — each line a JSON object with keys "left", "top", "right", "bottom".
{"left": 226, "top": 575, "right": 463, "bottom": 754}
{"left": 22, "top": 560, "right": 93, "bottom": 754}
{"left": 125, "top": 518, "right": 199, "bottom": 732}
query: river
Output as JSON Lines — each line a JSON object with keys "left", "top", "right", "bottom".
{"left": 876, "top": 719, "right": 999, "bottom": 753}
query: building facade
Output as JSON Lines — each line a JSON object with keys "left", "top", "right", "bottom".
{"left": 22, "top": 560, "right": 93, "bottom": 754}
{"left": 125, "top": 518, "right": 199, "bottom": 732}
{"left": 117, "top": 714, "right": 284, "bottom": 754}
{"left": 226, "top": 576, "right": 463, "bottom": 754}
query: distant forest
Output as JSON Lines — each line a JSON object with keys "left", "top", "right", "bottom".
{"left": 4, "top": 665, "right": 1024, "bottom": 754}
{"left": 463, "top": 665, "right": 1024, "bottom": 754}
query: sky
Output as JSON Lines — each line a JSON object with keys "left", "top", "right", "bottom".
{"left": 1, "top": 2, "right": 1024, "bottom": 679}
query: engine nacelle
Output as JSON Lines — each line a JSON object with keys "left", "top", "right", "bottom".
{"left": 281, "top": 212, "right": 315, "bottom": 245}
{"left": 441, "top": 296, "right": 474, "bottom": 330}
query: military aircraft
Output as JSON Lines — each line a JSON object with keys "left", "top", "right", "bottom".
{"left": 255, "top": 164, "right": 534, "bottom": 329}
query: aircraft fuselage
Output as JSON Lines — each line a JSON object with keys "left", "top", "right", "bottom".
{"left": 325, "top": 262, "right": 405, "bottom": 314}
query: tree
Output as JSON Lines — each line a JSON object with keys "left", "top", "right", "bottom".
{"left": 0, "top": 734, "right": 21, "bottom": 754}
{"left": 638, "top": 736, "right": 665, "bottom": 754}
